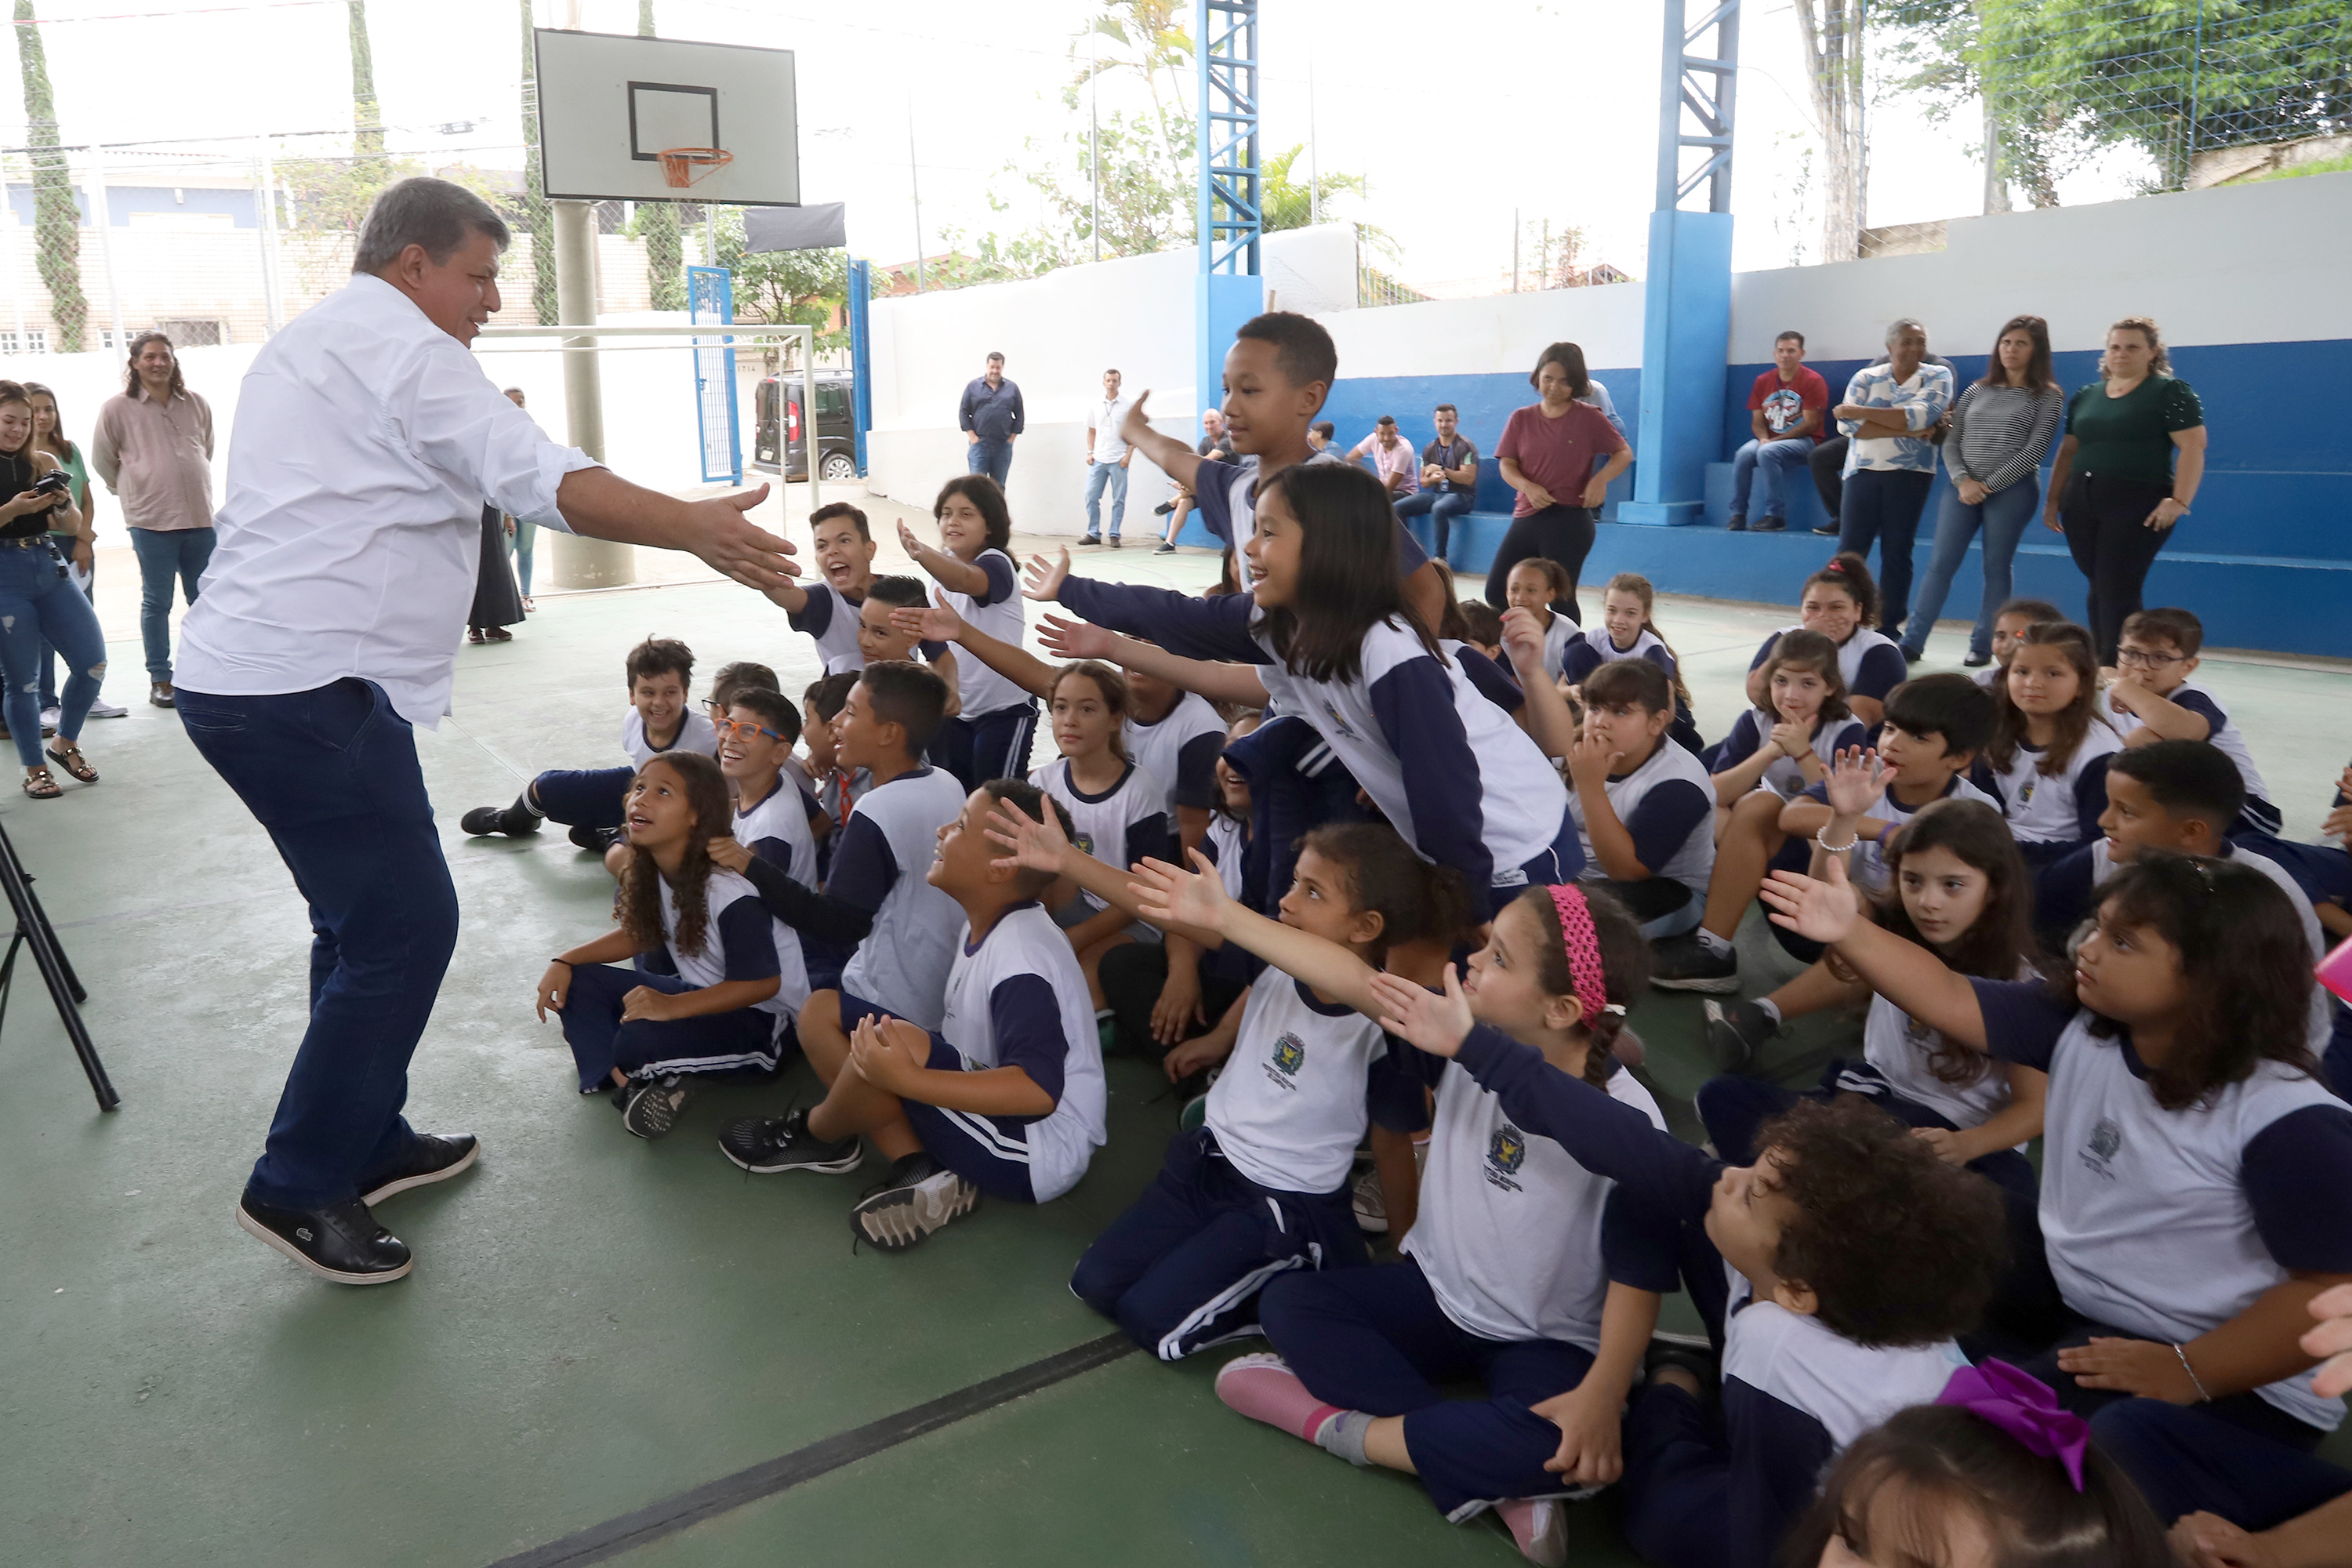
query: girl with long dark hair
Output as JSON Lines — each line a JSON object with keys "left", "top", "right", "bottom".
{"left": 0, "top": 381, "right": 106, "bottom": 796}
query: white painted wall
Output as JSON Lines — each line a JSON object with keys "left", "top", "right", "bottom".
{"left": 1321, "top": 279, "right": 1650, "bottom": 379}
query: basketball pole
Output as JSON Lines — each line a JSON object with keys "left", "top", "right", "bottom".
{"left": 548, "top": 198, "right": 636, "bottom": 587}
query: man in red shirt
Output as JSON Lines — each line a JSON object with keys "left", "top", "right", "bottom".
{"left": 1727, "top": 330, "right": 1829, "bottom": 532}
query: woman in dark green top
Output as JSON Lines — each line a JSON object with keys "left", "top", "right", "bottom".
{"left": 2042, "top": 317, "right": 2207, "bottom": 662}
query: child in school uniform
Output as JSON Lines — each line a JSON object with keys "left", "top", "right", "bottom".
{"left": 897, "top": 475, "right": 1034, "bottom": 789}
{"left": 1979, "top": 619, "right": 2123, "bottom": 866}
{"left": 2241, "top": 759, "right": 2352, "bottom": 933}
{"left": 1048, "top": 821, "right": 1463, "bottom": 1359}
{"left": 1138, "top": 869, "right": 1675, "bottom": 1563}
{"left": 721, "top": 779, "right": 1108, "bottom": 1251}
{"left": 1457, "top": 599, "right": 1506, "bottom": 664}
{"left": 706, "top": 684, "right": 822, "bottom": 945}
{"left": 1760, "top": 849, "right": 2352, "bottom": 1510}
{"left": 1027, "top": 662, "right": 1170, "bottom": 1000}
{"left": 1561, "top": 573, "right": 1701, "bottom": 754}
{"left": 1042, "top": 462, "right": 1577, "bottom": 921}
{"left": 462, "top": 636, "right": 717, "bottom": 851}
{"left": 1743, "top": 554, "right": 1907, "bottom": 729}
{"left": 1502, "top": 557, "right": 1581, "bottom": 681}
{"left": 1563, "top": 658, "right": 1718, "bottom": 942}
{"left": 800, "top": 672, "right": 868, "bottom": 861}
{"left": 1352, "top": 925, "right": 2007, "bottom": 1568}
{"left": 1973, "top": 596, "right": 2064, "bottom": 687}
{"left": 534, "top": 751, "right": 803, "bottom": 1139}
{"left": 765, "top": 501, "right": 884, "bottom": 673}
{"left": 2101, "top": 606, "right": 2282, "bottom": 835}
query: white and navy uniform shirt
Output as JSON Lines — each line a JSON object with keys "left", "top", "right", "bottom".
{"left": 1972, "top": 978, "right": 2352, "bottom": 1432}
{"left": 1562, "top": 624, "right": 1677, "bottom": 688}
{"left": 655, "top": 869, "right": 801, "bottom": 1040}
{"left": 1048, "top": 585, "right": 1565, "bottom": 919}
{"left": 1124, "top": 691, "right": 1228, "bottom": 829}
{"left": 1980, "top": 720, "right": 2123, "bottom": 844}
{"left": 783, "top": 582, "right": 954, "bottom": 678}
{"left": 1030, "top": 757, "right": 1170, "bottom": 942}
{"left": 623, "top": 706, "right": 718, "bottom": 769}
{"left": 1574, "top": 736, "right": 1717, "bottom": 897}
{"left": 1195, "top": 812, "right": 1262, "bottom": 987}
{"left": 1402, "top": 1025, "right": 1675, "bottom": 1350}
{"left": 934, "top": 902, "right": 1108, "bottom": 1202}
{"left": 944, "top": 548, "right": 1030, "bottom": 717}
{"left": 731, "top": 771, "right": 828, "bottom": 997}
{"left": 1860, "top": 992, "right": 2021, "bottom": 1136}
{"left": 836, "top": 765, "right": 971, "bottom": 1030}
{"left": 2038, "top": 840, "right": 2335, "bottom": 1055}
{"left": 1183, "top": 453, "right": 1432, "bottom": 581}
{"left": 1208, "top": 967, "right": 1394, "bottom": 1197}
{"left": 1715, "top": 710, "right": 1869, "bottom": 803}
{"left": 1748, "top": 625, "right": 1907, "bottom": 710}
{"left": 1534, "top": 611, "right": 1578, "bottom": 683}
{"left": 1796, "top": 771, "right": 2000, "bottom": 892}
{"left": 2101, "top": 683, "right": 2281, "bottom": 834}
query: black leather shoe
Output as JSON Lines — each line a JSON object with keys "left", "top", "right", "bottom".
{"left": 236, "top": 1190, "right": 412, "bottom": 1284}
{"left": 359, "top": 1133, "right": 480, "bottom": 1205}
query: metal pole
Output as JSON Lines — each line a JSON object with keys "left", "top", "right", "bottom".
{"left": 550, "top": 198, "right": 632, "bottom": 587}
{"left": 907, "top": 97, "right": 925, "bottom": 292}
{"left": 801, "top": 329, "right": 818, "bottom": 515}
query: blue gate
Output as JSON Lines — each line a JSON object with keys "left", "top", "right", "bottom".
{"left": 687, "top": 265, "right": 742, "bottom": 486}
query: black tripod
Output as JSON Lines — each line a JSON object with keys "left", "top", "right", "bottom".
{"left": 0, "top": 817, "right": 115, "bottom": 1110}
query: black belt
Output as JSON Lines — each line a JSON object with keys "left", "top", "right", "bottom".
{"left": 0, "top": 534, "right": 56, "bottom": 550}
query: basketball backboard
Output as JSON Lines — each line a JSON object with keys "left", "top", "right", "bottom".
{"left": 533, "top": 29, "right": 799, "bottom": 207}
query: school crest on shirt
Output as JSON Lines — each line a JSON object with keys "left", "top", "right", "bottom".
{"left": 2016, "top": 776, "right": 2037, "bottom": 808}
{"left": 2080, "top": 1116, "right": 2124, "bottom": 1180}
{"left": 1319, "top": 699, "right": 1361, "bottom": 742}
{"left": 1260, "top": 1032, "right": 1305, "bottom": 1091}
{"left": 1484, "top": 1126, "right": 1528, "bottom": 1192}
{"left": 1071, "top": 828, "right": 1097, "bottom": 856}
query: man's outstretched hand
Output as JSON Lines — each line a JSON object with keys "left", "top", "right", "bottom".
{"left": 686, "top": 485, "right": 800, "bottom": 593}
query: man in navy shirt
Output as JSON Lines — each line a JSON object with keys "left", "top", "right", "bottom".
{"left": 958, "top": 351, "right": 1024, "bottom": 486}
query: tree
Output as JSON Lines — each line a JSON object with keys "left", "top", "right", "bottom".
{"left": 1791, "top": 0, "right": 1867, "bottom": 261}
{"left": 347, "top": 2, "right": 384, "bottom": 165}
{"left": 710, "top": 209, "right": 871, "bottom": 362}
{"left": 1258, "top": 142, "right": 1363, "bottom": 231}
{"left": 13, "top": 0, "right": 85, "bottom": 352}
{"left": 518, "top": 0, "right": 555, "bottom": 323}
{"left": 636, "top": 0, "right": 684, "bottom": 311}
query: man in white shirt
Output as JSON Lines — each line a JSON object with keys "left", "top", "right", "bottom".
{"left": 1080, "top": 367, "right": 1134, "bottom": 547}
{"left": 174, "top": 178, "right": 799, "bottom": 1287}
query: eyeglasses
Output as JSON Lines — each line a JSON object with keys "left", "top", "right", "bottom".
{"left": 2114, "top": 648, "right": 2185, "bottom": 667}
{"left": 714, "top": 717, "right": 786, "bottom": 743}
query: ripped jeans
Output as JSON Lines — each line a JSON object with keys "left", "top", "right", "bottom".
{"left": 0, "top": 539, "right": 106, "bottom": 764}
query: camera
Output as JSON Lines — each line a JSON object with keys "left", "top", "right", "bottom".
{"left": 29, "top": 470, "right": 71, "bottom": 502}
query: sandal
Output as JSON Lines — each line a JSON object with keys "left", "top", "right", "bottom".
{"left": 21, "top": 765, "right": 60, "bottom": 799}
{"left": 45, "top": 743, "right": 96, "bottom": 784}
{"left": 466, "top": 626, "right": 485, "bottom": 644}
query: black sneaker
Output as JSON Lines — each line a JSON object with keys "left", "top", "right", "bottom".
{"left": 358, "top": 1133, "right": 481, "bottom": 1204}
{"left": 1152, "top": 542, "right": 1176, "bottom": 555}
{"left": 717, "top": 1108, "right": 863, "bottom": 1174}
{"left": 850, "top": 1153, "right": 980, "bottom": 1251}
{"left": 1726, "top": 514, "right": 1746, "bottom": 532}
{"left": 1152, "top": 499, "right": 1176, "bottom": 517}
{"left": 1703, "top": 999, "right": 1780, "bottom": 1072}
{"left": 619, "top": 1074, "right": 691, "bottom": 1139}
{"left": 1963, "top": 652, "right": 1992, "bottom": 668}
{"left": 461, "top": 793, "right": 543, "bottom": 837}
{"left": 236, "top": 1189, "right": 412, "bottom": 1284}
{"left": 1811, "top": 524, "right": 1838, "bottom": 536}
{"left": 1080, "top": 532, "right": 1102, "bottom": 546}
{"left": 1753, "top": 515, "right": 1787, "bottom": 532}
{"left": 569, "top": 823, "right": 620, "bottom": 852}
{"left": 1651, "top": 933, "right": 1740, "bottom": 993}
{"left": 1644, "top": 1334, "right": 1720, "bottom": 1397}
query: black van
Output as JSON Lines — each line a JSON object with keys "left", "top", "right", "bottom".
{"left": 754, "top": 370, "right": 859, "bottom": 481}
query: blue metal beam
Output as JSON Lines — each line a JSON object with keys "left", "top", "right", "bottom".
{"left": 1192, "top": 0, "right": 1264, "bottom": 475}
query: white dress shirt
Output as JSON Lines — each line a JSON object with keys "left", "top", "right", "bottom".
{"left": 176, "top": 274, "right": 601, "bottom": 726}
{"left": 1087, "top": 395, "right": 1134, "bottom": 463}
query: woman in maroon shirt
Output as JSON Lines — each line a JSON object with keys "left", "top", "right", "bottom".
{"left": 1487, "top": 341, "right": 1632, "bottom": 620}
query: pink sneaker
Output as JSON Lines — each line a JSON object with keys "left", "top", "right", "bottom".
{"left": 1494, "top": 1497, "right": 1567, "bottom": 1566}
{"left": 1214, "top": 1352, "right": 1342, "bottom": 1444}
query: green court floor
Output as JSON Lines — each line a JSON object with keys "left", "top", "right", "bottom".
{"left": 5, "top": 514, "right": 2347, "bottom": 1567}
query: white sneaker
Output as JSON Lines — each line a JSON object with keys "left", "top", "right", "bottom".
{"left": 38, "top": 706, "right": 60, "bottom": 729}
{"left": 87, "top": 699, "right": 128, "bottom": 719}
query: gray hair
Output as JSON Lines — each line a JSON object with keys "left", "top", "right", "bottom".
{"left": 353, "top": 176, "right": 511, "bottom": 275}
{"left": 1885, "top": 317, "right": 1929, "bottom": 346}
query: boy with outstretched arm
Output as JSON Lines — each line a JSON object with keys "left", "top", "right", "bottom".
{"left": 765, "top": 501, "right": 884, "bottom": 674}
{"left": 720, "top": 779, "right": 1109, "bottom": 1250}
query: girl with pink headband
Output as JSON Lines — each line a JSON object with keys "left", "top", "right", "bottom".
{"left": 1129, "top": 859, "right": 1668, "bottom": 1564}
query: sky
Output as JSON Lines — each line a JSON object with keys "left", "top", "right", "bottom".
{"left": 4, "top": 0, "right": 2159, "bottom": 287}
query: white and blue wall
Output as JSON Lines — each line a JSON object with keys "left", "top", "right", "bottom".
{"left": 866, "top": 175, "right": 2352, "bottom": 656}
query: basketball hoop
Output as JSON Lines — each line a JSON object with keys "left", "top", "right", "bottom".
{"left": 656, "top": 147, "right": 734, "bottom": 190}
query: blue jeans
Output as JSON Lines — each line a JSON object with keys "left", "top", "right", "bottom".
{"left": 508, "top": 517, "right": 535, "bottom": 597}
{"left": 1729, "top": 435, "right": 1815, "bottom": 521}
{"left": 129, "top": 525, "right": 215, "bottom": 683}
{"left": 1083, "top": 460, "right": 1128, "bottom": 537}
{"left": 1904, "top": 477, "right": 2040, "bottom": 659}
{"left": 175, "top": 677, "right": 461, "bottom": 1209}
{"left": 1393, "top": 489, "right": 1474, "bottom": 559}
{"left": 1836, "top": 469, "right": 1934, "bottom": 641}
{"left": 966, "top": 437, "right": 1012, "bottom": 486}
{"left": 37, "top": 540, "right": 94, "bottom": 710}
{"left": 0, "top": 540, "right": 106, "bottom": 764}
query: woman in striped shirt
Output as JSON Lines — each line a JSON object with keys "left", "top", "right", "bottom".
{"left": 1903, "top": 315, "right": 2066, "bottom": 666}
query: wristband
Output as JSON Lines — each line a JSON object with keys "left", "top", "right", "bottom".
{"left": 1815, "top": 824, "right": 1860, "bottom": 855}
{"left": 2172, "top": 1342, "right": 2212, "bottom": 1403}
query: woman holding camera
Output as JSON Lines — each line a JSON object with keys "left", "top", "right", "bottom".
{"left": 0, "top": 380, "right": 107, "bottom": 797}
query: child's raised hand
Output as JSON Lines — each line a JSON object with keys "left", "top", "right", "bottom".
{"left": 1021, "top": 547, "right": 1073, "bottom": 603}
{"left": 848, "top": 1013, "right": 931, "bottom": 1095}
{"left": 891, "top": 590, "right": 965, "bottom": 645}
{"left": 894, "top": 517, "right": 929, "bottom": 561}
{"left": 1119, "top": 390, "right": 1153, "bottom": 442}
{"left": 1128, "top": 850, "right": 1229, "bottom": 932}
{"left": 984, "top": 793, "right": 1071, "bottom": 877}
{"left": 1564, "top": 728, "right": 1622, "bottom": 793}
{"left": 1823, "top": 746, "right": 1888, "bottom": 818}
{"left": 1759, "top": 858, "right": 1861, "bottom": 944}
{"left": 2303, "top": 1282, "right": 2352, "bottom": 1399}
{"left": 1498, "top": 606, "right": 1547, "bottom": 671}
{"left": 705, "top": 834, "right": 753, "bottom": 874}
{"left": 1531, "top": 1381, "right": 1624, "bottom": 1487}
{"left": 1037, "top": 613, "right": 1113, "bottom": 661}
{"left": 1370, "top": 966, "right": 1473, "bottom": 1058}
{"left": 535, "top": 960, "right": 572, "bottom": 1022}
